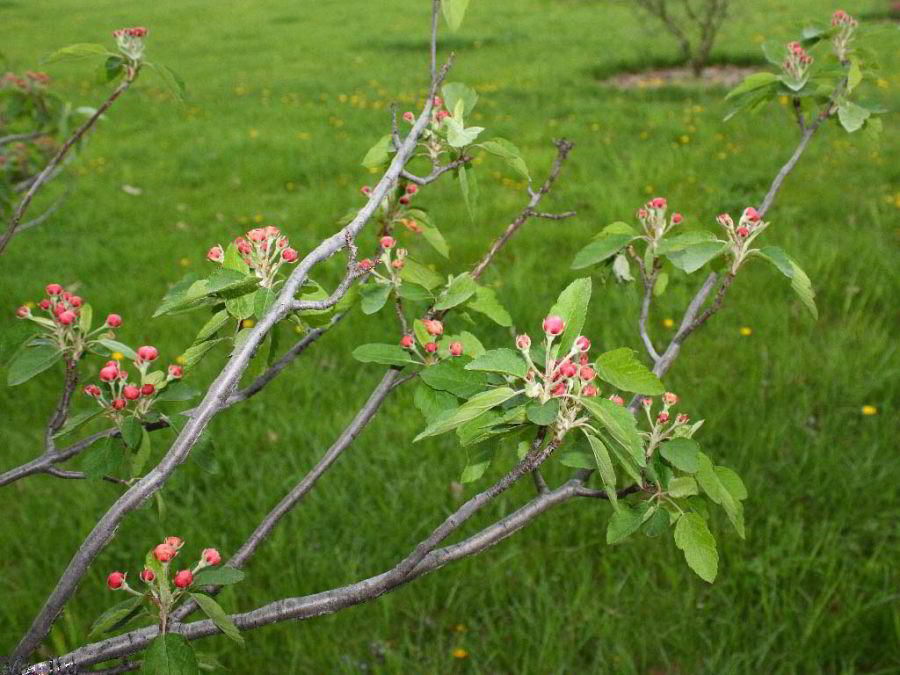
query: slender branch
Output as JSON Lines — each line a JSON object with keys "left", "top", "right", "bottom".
{"left": 0, "top": 77, "right": 133, "bottom": 258}
{"left": 0, "top": 131, "right": 46, "bottom": 146}
{"left": 531, "top": 468, "right": 549, "bottom": 494}
{"left": 7, "top": 190, "right": 69, "bottom": 235}
{"left": 400, "top": 156, "right": 470, "bottom": 186}
{"left": 44, "top": 467, "right": 128, "bottom": 486}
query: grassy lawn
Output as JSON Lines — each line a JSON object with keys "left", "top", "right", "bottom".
{"left": 1, "top": 0, "right": 897, "bottom": 672}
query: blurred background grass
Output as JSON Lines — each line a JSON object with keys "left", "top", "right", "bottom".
{"left": 1, "top": 0, "right": 898, "bottom": 672}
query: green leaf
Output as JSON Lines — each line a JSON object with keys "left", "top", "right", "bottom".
{"left": 195, "top": 310, "right": 230, "bottom": 343}
{"left": 191, "top": 433, "right": 220, "bottom": 474}
{"left": 666, "top": 242, "right": 728, "bottom": 274}
{"left": 695, "top": 452, "right": 745, "bottom": 538}
{"left": 222, "top": 243, "right": 249, "bottom": 275}
{"left": 558, "top": 449, "right": 594, "bottom": 469}
{"left": 725, "top": 72, "right": 778, "bottom": 100}
{"left": 526, "top": 399, "right": 559, "bottom": 426}
{"left": 119, "top": 416, "right": 142, "bottom": 449}
{"left": 571, "top": 234, "right": 634, "bottom": 269}
{"left": 547, "top": 278, "right": 592, "bottom": 355}
{"left": 253, "top": 286, "right": 277, "bottom": 319}
{"left": 102, "top": 56, "right": 125, "bottom": 82}
{"left": 441, "top": 0, "right": 471, "bottom": 32}
{"left": 130, "top": 428, "right": 152, "bottom": 478}
{"left": 399, "top": 258, "right": 443, "bottom": 290}
{"left": 837, "top": 101, "right": 870, "bottom": 133}
{"left": 150, "top": 63, "right": 187, "bottom": 104}
{"left": 7, "top": 344, "right": 62, "bottom": 386}
{"left": 359, "top": 284, "right": 392, "bottom": 315}
{"left": 655, "top": 231, "right": 718, "bottom": 255}
{"left": 458, "top": 163, "right": 478, "bottom": 221}
{"left": 757, "top": 246, "right": 818, "bottom": 319}
{"left": 660, "top": 438, "right": 701, "bottom": 473}
{"left": 478, "top": 137, "right": 529, "bottom": 180}
{"left": 847, "top": 57, "right": 862, "bottom": 92}
{"left": 674, "top": 513, "right": 718, "bottom": 583}
{"left": 189, "top": 593, "right": 243, "bottom": 644}
{"left": 445, "top": 117, "right": 484, "bottom": 148}
{"left": 361, "top": 134, "right": 393, "bottom": 168}
{"left": 607, "top": 503, "right": 648, "bottom": 544}
{"left": 83, "top": 437, "right": 124, "bottom": 480}
{"left": 53, "top": 409, "right": 104, "bottom": 438}
{"left": 79, "top": 303, "right": 93, "bottom": 334}
{"left": 643, "top": 507, "right": 670, "bottom": 537}
{"left": 715, "top": 466, "right": 748, "bottom": 501}
{"left": 593, "top": 348, "right": 664, "bottom": 395}
{"left": 460, "top": 442, "right": 495, "bottom": 483}
{"left": 441, "top": 82, "right": 478, "bottom": 117}
{"left": 98, "top": 339, "right": 138, "bottom": 362}
{"left": 465, "top": 348, "right": 527, "bottom": 379}
{"left": 141, "top": 633, "right": 200, "bottom": 675}
{"left": 44, "top": 43, "right": 114, "bottom": 64}
{"left": 419, "top": 222, "right": 450, "bottom": 258}
{"left": 192, "top": 565, "right": 246, "bottom": 587}
{"left": 352, "top": 343, "right": 420, "bottom": 367}
{"left": 420, "top": 358, "right": 487, "bottom": 398}
{"left": 153, "top": 273, "right": 203, "bottom": 317}
{"left": 396, "top": 282, "right": 433, "bottom": 303}
{"left": 585, "top": 432, "right": 617, "bottom": 507}
{"left": 88, "top": 596, "right": 144, "bottom": 638}
{"left": 155, "top": 381, "right": 200, "bottom": 402}
{"left": 224, "top": 284, "right": 255, "bottom": 321}
{"left": 581, "top": 398, "right": 645, "bottom": 467}
{"left": 668, "top": 476, "right": 699, "bottom": 498}
{"left": 467, "top": 286, "right": 512, "bottom": 326}
{"left": 414, "top": 384, "right": 459, "bottom": 423}
{"left": 181, "top": 338, "right": 226, "bottom": 370}
{"left": 652, "top": 272, "right": 668, "bottom": 297}
{"left": 415, "top": 387, "right": 518, "bottom": 441}
{"left": 443, "top": 331, "right": 485, "bottom": 359}
{"left": 434, "top": 272, "right": 476, "bottom": 311}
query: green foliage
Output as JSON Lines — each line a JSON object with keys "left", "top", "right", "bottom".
{"left": 465, "top": 348, "right": 527, "bottom": 379}
{"left": 673, "top": 513, "right": 718, "bottom": 583}
{"left": 352, "top": 343, "right": 419, "bottom": 367}
{"left": 547, "top": 278, "right": 592, "bottom": 355}
{"left": 141, "top": 633, "right": 199, "bottom": 675}
{"left": 6, "top": 344, "right": 61, "bottom": 386}
{"left": 414, "top": 387, "right": 518, "bottom": 441}
{"left": 593, "top": 347, "right": 664, "bottom": 394}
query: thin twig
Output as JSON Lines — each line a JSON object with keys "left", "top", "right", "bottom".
{"left": 400, "top": 156, "right": 470, "bottom": 186}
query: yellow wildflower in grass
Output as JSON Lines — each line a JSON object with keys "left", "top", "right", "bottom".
{"left": 740, "top": 326, "right": 752, "bottom": 336}
{"left": 179, "top": 257, "right": 191, "bottom": 268}
{"left": 861, "top": 405, "right": 877, "bottom": 416}
{"left": 645, "top": 185, "right": 654, "bottom": 195}
{"left": 285, "top": 181, "right": 295, "bottom": 191}
{"left": 453, "top": 624, "right": 467, "bottom": 633}
{"left": 639, "top": 130, "right": 649, "bottom": 140}
{"left": 242, "top": 319, "right": 255, "bottom": 329}
{"left": 680, "top": 135, "right": 690, "bottom": 144}
{"left": 111, "top": 352, "right": 124, "bottom": 361}
{"left": 779, "top": 95, "right": 790, "bottom": 106}
{"left": 175, "top": 355, "right": 186, "bottom": 365}
{"left": 249, "top": 129, "right": 259, "bottom": 139}
{"left": 452, "top": 648, "right": 469, "bottom": 660}
{"left": 254, "top": 213, "right": 264, "bottom": 223}
{"left": 663, "top": 318, "right": 674, "bottom": 329}
{"left": 296, "top": 131, "right": 311, "bottom": 141}
{"left": 24, "top": 301, "right": 35, "bottom": 309}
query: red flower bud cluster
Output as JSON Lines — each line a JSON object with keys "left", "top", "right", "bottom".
{"left": 209, "top": 225, "right": 298, "bottom": 288}
{"left": 637, "top": 197, "right": 683, "bottom": 239}
{"left": 782, "top": 41, "right": 813, "bottom": 80}
{"left": 113, "top": 27, "right": 149, "bottom": 61}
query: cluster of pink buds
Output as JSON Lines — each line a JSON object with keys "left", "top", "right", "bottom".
{"left": 638, "top": 197, "right": 683, "bottom": 241}
{"left": 831, "top": 10, "right": 857, "bottom": 61}
{"left": 360, "top": 181, "right": 420, "bottom": 217}
{"left": 84, "top": 344, "right": 182, "bottom": 417}
{"left": 357, "top": 234, "right": 410, "bottom": 290}
{"left": 1, "top": 70, "right": 50, "bottom": 90}
{"left": 113, "top": 27, "right": 148, "bottom": 61}
{"left": 15, "top": 284, "right": 122, "bottom": 359}
{"left": 107, "top": 537, "right": 223, "bottom": 629}
{"left": 642, "top": 391, "right": 690, "bottom": 428}
{"left": 782, "top": 42, "right": 813, "bottom": 81}
{"left": 402, "top": 95, "right": 450, "bottom": 132}
{"left": 717, "top": 207, "right": 767, "bottom": 261}
{"left": 208, "top": 225, "right": 299, "bottom": 288}
{"left": 399, "top": 318, "right": 463, "bottom": 362}
{"left": 402, "top": 96, "right": 453, "bottom": 167}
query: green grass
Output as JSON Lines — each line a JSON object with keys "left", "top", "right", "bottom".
{"left": 1, "top": 0, "right": 898, "bottom": 672}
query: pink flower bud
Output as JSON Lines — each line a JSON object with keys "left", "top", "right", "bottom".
{"left": 99, "top": 366, "right": 119, "bottom": 382}
{"left": 582, "top": 385, "right": 598, "bottom": 397}
{"left": 651, "top": 197, "right": 667, "bottom": 209}
{"left": 84, "top": 384, "right": 102, "bottom": 397}
{"left": 277, "top": 236, "right": 288, "bottom": 249}
{"left": 106, "top": 314, "right": 122, "bottom": 328}
{"left": 436, "top": 109, "right": 450, "bottom": 121}
{"left": 174, "top": 569, "right": 193, "bottom": 589}
{"left": 662, "top": 391, "right": 678, "bottom": 407}
{"left": 357, "top": 258, "right": 374, "bottom": 272}
{"left": 140, "top": 568, "right": 155, "bottom": 583}
{"left": 401, "top": 334, "right": 414, "bottom": 349}
{"left": 579, "top": 353, "right": 589, "bottom": 366}
{"left": 609, "top": 395, "right": 624, "bottom": 406}
{"left": 560, "top": 361, "right": 577, "bottom": 378}
{"left": 63, "top": 291, "right": 73, "bottom": 302}
{"left": 398, "top": 195, "right": 410, "bottom": 205}
{"left": 123, "top": 385, "right": 140, "bottom": 401}
{"left": 118, "top": 369, "right": 128, "bottom": 381}
{"left": 15, "top": 306, "right": 30, "bottom": 318}
{"left": 551, "top": 382, "right": 567, "bottom": 397}
{"left": 248, "top": 228, "right": 266, "bottom": 242}
{"left": 579, "top": 366, "right": 595, "bottom": 381}
{"left": 112, "top": 398, "right": 126, "bottom": 411}
{"left": 524, "top": 369, "right": 535, "bottom": 382}
{"left": 360, "top": 186, "right": 372, "bottom": 197}
{"left": 153, "top": 543, "right": 177, "bottom": 563}
{"left": 515, "top": 334, "right": 531, "bottom": 350}
{"left": 542, "top": 315, "right": 565, "bottom": 336}
{"left": 402, "top": 111, "right": 415, "bottom": 123}
{"left": 265, "top": 226, "right": 280, "bottom": 238}
{"left": 380, "top": 236, "right": 395, "bottom": 249}
{"left": 638, "top": 208, "right": 648, "bottom": 220}
{"left": 137, "top": 346, "right": 159, "bottom": 362}
{"left": 202, "top": 548, "right": 222, "bottom": 566}
{"left": 165, "top": 536, "right": 184, "bottom": 549}
{"left": 657, "top": 411, "right": 670, "bottom": 425}
{"left": 671, "top": 213, "right": 683, "bottom": 225}
{"left": 676, "top": 413, "right": 690, "bottom": 425}
{"left": 141, "top": 384, "right": 155, "bottom": 397}
{"left": 433, "top": 96, "right": 443, "bottom": 107}
{"left": 57, "top": 310, "right": 76, "bottom": 325}
{"left": 424, "top": 319, "right": 444, "bottom": 336}
{"left": 575, "top": 336, "right": 591, "bottom": 352}
{"left": 391, "top": 258, "right": 404, "bottom": 270}
{"left": 737, "top": 226, "right": 750, "bottom": 238}
{"left": 207, "top": 245, "right": 224, "bottom": 263}
{"left": 236, "top": 239, "right": 252, "bottom": 254}
{"left": 70, "top": 296, "right": 83, "bottom": 308}
{"left": 406, "top": 184, "right": 418, "bottom": 195}
{"left": 45, "top": 283, "right": 62, "bottom": 296}
{"left": 39, "top": 299, "right": 50, "bottom": 310}
{"left": 424, "top": 341, "right": 438, "bottom": 354}
{"left": 449, "top": 341, "right": 463, "bottom": 357}
{"left": 716, "top": 213, "right": 733, "bottom": 229}
{"left": 743, "top": 207, "right": 761, "bottom": 223}
{"left": 282, "top": 247, "right": 299, "bottom": 262}
{"left": 107, "top": 572, "right": 125, "bottom": 590}
{"left": 641, "top": 397, "right": 652, "bottom": 408}
{"left": 168, "top": 365, "right": 183, "bottom": 379}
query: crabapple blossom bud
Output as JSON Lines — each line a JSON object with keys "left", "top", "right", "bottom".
{"left": 662, "top": 391, "right": 678, "bottom": 407}
{"left": 70, "top": 296, "right": 83, "bottom": 308}
{"left": 357, "top": 258, "right": 374, "bottom": 272}
{"left": 515, "top": 334, "right": 531, "bottom": 350}
{"left": 391, "top": 258, "right": 404, "bottom": 270}
{"left": 265, "top": 226, "right": 280, "bottom": 238}
{"left": 582, "top": 385, "right": 598, "bottom": 397}
{"left": 399, "top": 195, "right": 410, "bottom": 205}
{"left": 676, "top": 413, "right": 690, "bottom": 425}
{"left": 282, "top": 247, "right": 299, "bottom": 262}
{"left": 202, "top": 548, "right": 222, "bottom": 566}
{"left": 360, "top": 186, "right": 372, "bottom": 197}
{"left": 433, "top": 96, "right": 443, "bottom": 107}
{"left": 174, "top": 569, "right": 193, "bottom": 589}
{"left": 46, "top": 283, "right": 62, "bottom": 295}
{"left": 138, "top": 569, "right": 155, "bottom": 584}
{"left": 638, "top": 208, "right": 648, "bottom": 219}
{"left": 63, "top": 292, "right": 73, "bottom": 302}
{"left": 406, "top": 184, "right": 418, "bottom": 195}
{"left": 154, "top": 543, "right": 177, "bottom": 562}
{"left": 118, "top": 369, "right": 128, "bottom": 381}
{"left": 524, "top": 369, "right": 535, "bottom": 382}
{"left": 165, "top": 536, "right": 184, "bottom": 549}
{"left": 580, "top": 366, "right": 595, "bottom": 381}
{"left": 380, "top": 236, "right": 395, "bottom": 249}
{"left": 560, "top": 361, "right": 577, "bottom": 378}
{"left": 671, "top": 213, "right": 683, "bottom": 225}
{"left": 449, "top": 341, "right": 463, "bottom": 357}
{"left": 277, "top": 236, "right": 288, "bottom": 249}
{"left": 436, "top": 109, "right": 450, "bottom": 121}
{"left": 542, "top": 315, "right": 565, "bottom": 336}
{"left": 54, "top": 304, "right": 66, "bottom": 318}
{"left": 248, "top": 228, "right": 266, "bottom": 242}
{"left": 424, "top": 319, "right": 444, "bottom": 336}
{"left": 641, "top": 397, "right": 652, "bottom": 408}
{"left": 137, "top": 345, "right": 159, "bottom": 362}
{"left": 236, "top": 238, "right": 252, "bottom": 254}
{"left": 105, "top": 360, "right": 118, "bottom": 368}
{"left": 651, "top": 197, "right": 667, "bottom": 209}
{"left": 609, "top": 395, "right": 624, "bottom": 406}
{"left": 207, "top": 245, "right": 224, "bottom": 263}
{"left": 579, "top": 353, "right": 590, "bottom": 366}
{"left": 401, "top": 334, "right": 414, "bottom": 349}
{"left": 551, "top": 382, "right": 567, "bottom": 397}
{"left": 737, "top": 226, "right": 750, "bottom": 238}
{"left": 58, "top": 310, "right": 76, "bottom": 325}
{"left": 141, "top": 384, "right": 155, "bottom": 397}
{"left": 112, "top": 398, "right": 126, "bottom": 411}
{"left": 657, "top": 411, "right": 670, "bottom": 425}
{"left": 107, "top": 572, "right": 125, "bottom": 590}
{"left": 743, "top": 207, "right": 761, "bottom": 223}
{"left": 99, "top": 366, "right": 119, "bottom": 382}
{"left": 716, "top": 213, "right": 733, "bottom": 229}
{"left": 106, "top": 314, "right": 122, "bottom": 328}
{"left": 424, "top": 341, "right": 438, "bottom": 354}
{"left": 402, "top": 111, "right": 415, "bottom": 123}
{"left": 168, "top": 365, "right": 183, "bottom": 379}
{"left": 39, "top": 299, "right": 50, "bottom": 310}
{"left": 575, "top": 336, "right": 591, "bottom": 352}
{"left": 15, "top": 306, "right": 30, "bottom": 318}
{"left": 84, "top": 384, "right": 102, "bottom": 397}
{"left": 123, "top": 385, "right": 140, "bottom": 401}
